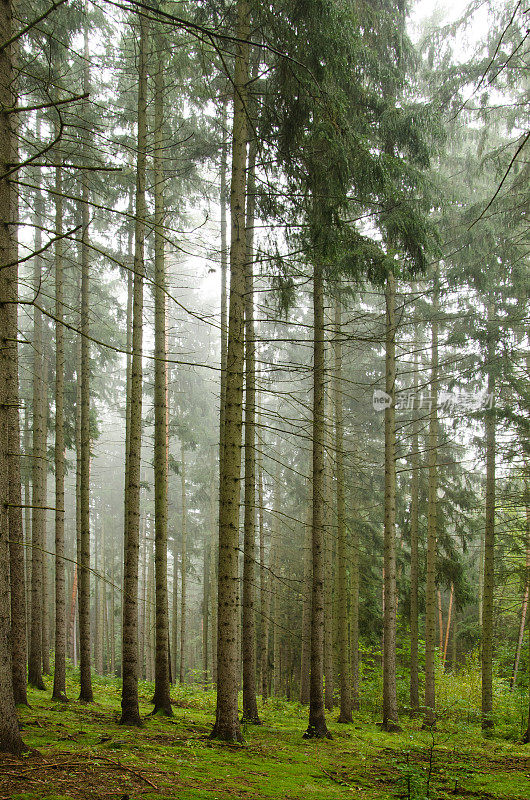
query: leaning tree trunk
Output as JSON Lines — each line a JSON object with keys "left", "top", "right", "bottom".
{"left": 78, "top": 36, "right": 93, "bottom": 701}
{"left": 423, "top": 274, "right": 439, "bottom": 730}
{"left": 481, "top": 301, "right": 496, "bottom": 731}
{"left": 151, "top": 34, "right": 172, "bottom": 716}
{"left": 241, "top": 110, "right": 260, "bottom": 724}
{"left": 510, "top": 546, "right": 530, "bottom": 690}
{"left": 304, "top": 260, "right": 330, "bottom": 739}
{"left": 0, "top": 0, "right": 25, "bottom": 750}
{"left": 210, "top": 0, "right": 249, "bottom": 744}
{"left": 28, "top": 159, "right": 46, "bottom": 692}
{"left": 334, "top": 299, "right": 352, "bottom": 723}
{"left": 120, "top": 11, "right": 147, "bottom": 727}
{"left": 381, "top": 272, "right": 400, "bottom": 731}
{"left": 52, "top": 113, "right": 67, "bottom": 701}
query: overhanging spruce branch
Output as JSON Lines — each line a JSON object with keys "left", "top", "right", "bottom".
{"left": 469, "top": 130, "right": 530, "bottom": 229}
{"left": 0, "top": 0, "right": 69, "bottom": 53}
{"left": 0, "top": 224, "right": 82, "bottom": 270}
{"left": 15, "top": 300, "right": 221, "bottom": 372}
{"left": 113, "top": 0, "right": 293, "bottom": 61}
{"left": 0, "top": 118, "right": 64, "bottom": 180}
{"left": 6, "top": 92, "right": 89, "bottom": 114}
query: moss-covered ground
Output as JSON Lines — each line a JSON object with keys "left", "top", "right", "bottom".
{"left": 2, "top": 671, "right": 530, "bottom": 800}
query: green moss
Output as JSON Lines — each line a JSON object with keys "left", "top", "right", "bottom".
{"left": 4, "top": 672, "right": 529, "bottom": 800}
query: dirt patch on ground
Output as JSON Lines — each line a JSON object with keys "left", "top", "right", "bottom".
{"left": 0, "top": 750, "right": 162, "bottom": 799}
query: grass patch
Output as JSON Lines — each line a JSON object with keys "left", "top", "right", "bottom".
{"left": 1, "top": 671, "right": 530, "bottom": 800}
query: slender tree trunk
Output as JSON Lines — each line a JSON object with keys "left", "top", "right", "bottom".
{"left": 203, "top": 479, "right": 215, "bottom": 687}
{"left": 210, "top": 0, "right": 249, "bottom": 743}
{"left": 523, "top": 488, "right": 530, "bottom": 744}
{"left": 381, "top": 272, "right": 400, "bottom": 731}
{"left": 300, "top": 508, "right": 312, "bottom": 704}
{"left": 351, "top": 518, "right": 360, "bottom": 712}
{"left": 304, "top": 261, "right": 330, "bottom": 739}
{"left": 442, "top": 584, "right": 453, "bottom": 669}
{"left": 409, "top": 320, "right": 420, "bottom": 713}
{"left": 78, "top": 36, "right": 93, "bottom": 701}
{"left": 481, "top": 301, "right": 496, "bottom": 731}
{"left": 334, "top": 300, "right": 351, "bottom": 722}
{"left": 7, "top": 71, "right": 27, "bottom": 706}
{"left": 151, "top": 36, "right": 172, "bottom": 715}
{"left": 24, "top": 405, "right": 31, "bottom": 643}
{"left": 0, "top": 0, "right": 25, "bottom": 748}
{"left": 323, "top": 388, "right": 334, "bottom": 713}
{"left": 52, "top": 123, "right": 67, "bottom": 701}
{"left": 423, "top": 275, "right": 439, "bottom": 730}
{"left": 179, "top": 447, "right": 187, "bottom": 684}
{"left": 28, "top": 158, "right": 46, "bottom": 691}
{"left": 120, "top": 11, "right": 147, "bottom": 726}
{"left": 172, "top": 532, "right": 178, "bottom": 683}
{"left": 258, "top": 442, "right": 269, "bottom": 700}
{"left": 241, "top": 114, "right": 260, "bottom": 724}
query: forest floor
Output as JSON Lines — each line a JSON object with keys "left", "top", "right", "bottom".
{"left": 3, "top": 675, "right": 530, "bottom": 800}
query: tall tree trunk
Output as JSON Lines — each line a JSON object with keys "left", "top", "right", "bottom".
{"left": 522, "top": 486, "right": 530, "bottom": 742}
{"left": 151, "top": 35, "right": 172, "bottom": 716}
{"left": 120, "top": 11, "right": 147, "bottom": 726}
{"left": 203, "top": 479, "right": 216, "bottom": 687}
{"left": 78, "top": 34, "right": 93, "bottom": 701}
{"left": 241, "top": 111, "right": 260, "bottom": 724}
{"left": 304, "top": 261, "right": 330, "bottom": 739}
{"left": 409, "top": 313, "right": 420, "bottom": 712}
{"left": 334, "top": 299, "right": 351, "bottom": 722}
{"left": 24, "top": 404, "right": 31, "bottom": 642}
{"left": 28, "top": 155, "right": 46, "bottom": 691}
{"left": 323, "top": 387, "right": 334, "bottom": 713}
{"left": 423, "top": 274, "right": 439, "bottom": 730}
{"left": 7, "top": 60, "right": 27, "bottom": 706}
{"left": 52, "top": 120, "right": 67, "bottom": 700}
{"left": 300, "top": 507, "right": 311, "bottom": 704}
{"left": 0, "top": 0, "right": 25, "bottom": 749}
{"left": 258, "top": 441, "right": 268, "bottom": 700}
{"left": 210, "top": 0, "right": 249, "bottom": 743}
{"left": 481, "top": 301, "right": 496, "bottom": 731}
{"left": 171, "top": 531, "right": 178, "bottom": 683}
{"left": 381, "top": 272, "right": 400, "bottom": 731}
{"left": 179, "top": 447, "right": 187, "bottom": 684}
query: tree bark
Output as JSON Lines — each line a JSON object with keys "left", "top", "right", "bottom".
{"left": 423, "top": 274, "right": 439, "bottom": 730}
{"left": 304, "top": 261, "right": 331, "bottom": 739}
{"left": 7, "top": 61, "right": 27, "bottom": 706}
{"left": 241, "top": 109, "right": 260, "bottom": 724}
{"left": 28, "top": 152, "right": 46, "bottom": 692}
{"left": 52, "top": 115, "right": 67, "bottom": 700}
{"left": 381, "top": 272, "right": 400, "bottom": 731}
{"left": 409, "top": 312, "right": 420, "bottom": 713}
{"left": 151, "top": 34, "right": 172, "bottom": 715}
{"left": 323, "top": 385, "right": 334, "bottom": 713}
{"left": 334, "top": 299, "right": 351, "bottom": 722}
{"left": 300, "top": 507, "right": 312, "bottom": 704}
{"left": 78, "top": 33, "right": 93, "bottom": 701}
{"left": 210, "top": 0, "right": 249, "bottom": 744}
{"left": 523, "top": 488, "right": 530, "bottom": 744}
{"left": 179, "top": 446, "right": 187, "bottom": 684}
{"left": 120, "top": 11, "right": 147, "bottom": 727}
{"left": 481, "top": 301, "right": 496, "bottom": 731}
{"left": 0, "top": 0, "right": 25, "bottom": 750}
